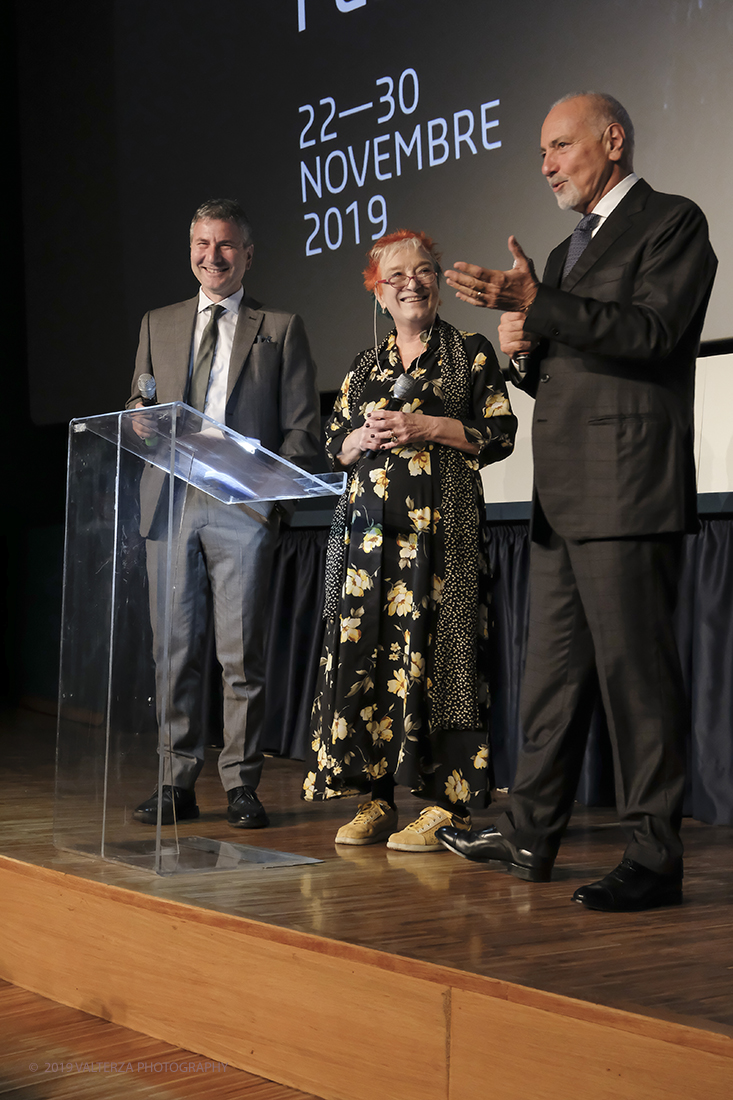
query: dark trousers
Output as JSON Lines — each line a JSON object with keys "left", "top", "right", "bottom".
{"left": 146, "top": 486, "right": 278, "bottom": 794}
{"left": 497, "top": 527, "right": 687, "bottom": 874}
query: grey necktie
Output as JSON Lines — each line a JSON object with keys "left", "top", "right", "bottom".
{"left": 189, "top": 303, "right": 225, "bottom": 411}
{"left": 562, "top": 212, "right": 601, "bottom": 277}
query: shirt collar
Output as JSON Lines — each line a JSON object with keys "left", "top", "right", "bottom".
{"left": 592, "top": 172, "right": 640, "bottom": 221}
{"left": 197, "top": 285, "right": 244, "bottom": 314}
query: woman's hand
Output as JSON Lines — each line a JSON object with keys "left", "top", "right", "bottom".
{"left": 336, "top": 423, "right": 376, "bottom": 466}
{"left": 370, "top": 410, "right": 479, "bottom": 455}
{"left": 337, "top": 412, "right": 426, "bottom": 464}
{"left": 366, "top": 409, "right": 428, "bottom": 449}
{"left": 337, "top": 410, "right": 479, "bottom": 464}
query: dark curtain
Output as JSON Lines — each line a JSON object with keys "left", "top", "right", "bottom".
{"left": 685, "top": 520, "right": 733, "bottom": 823}
{"left": 263, "top": 528, "right": 328, "bottom": 759}
{"left": 257, "top": 518, "right": 733, "bottom": 825}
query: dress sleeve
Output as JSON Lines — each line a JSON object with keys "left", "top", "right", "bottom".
{"left": 324, "top": 360, "right": 358, "bottom": 470}
{"left": 460, "top": 333, "right": 518, "bottom": 468}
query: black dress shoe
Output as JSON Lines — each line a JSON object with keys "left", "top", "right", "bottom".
{"left": 435, "top": 825, "right": 553, "bottom": 882}
{"left": 227, "top": 786, "right": 269, "bottom": 829}
{"left": 573, "top": 859, "right": 683, "bottom": 912}
{"left": 133, "top": 785, "right": 199, "bottom": 825}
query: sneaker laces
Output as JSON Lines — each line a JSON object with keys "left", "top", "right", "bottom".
{"left": 352, "top": 800, "right": 387, "bottom": 825}
{"left": 404, "top": 806, "right": 450, "bottom": 832}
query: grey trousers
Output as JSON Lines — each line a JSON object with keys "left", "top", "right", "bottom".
{"left": 498, "top": 528, "right": 687, "bottom": 874}
{"left": 146, "top": 486, "right": 278, "bottom": 793}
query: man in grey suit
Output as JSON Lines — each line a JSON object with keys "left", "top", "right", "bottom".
{"left": 129, "top": 198, "right": 320, "bottom": 829}
{"left": 437, "top": 93, "right": 717, "bottom": 911}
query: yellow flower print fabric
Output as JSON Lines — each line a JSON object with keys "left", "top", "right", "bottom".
{"left": 304, "top": 320, "right": 516, "bottom": 808}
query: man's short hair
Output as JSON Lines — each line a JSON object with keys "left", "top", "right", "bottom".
{"left": 189, "top": 199, "right": 253, "bottom": 245}
{"left": 553, "top": 92, "right": 635, "bottom": 164}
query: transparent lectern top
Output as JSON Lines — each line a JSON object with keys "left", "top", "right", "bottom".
{"left": 72, "top": 402, "right": 344, "bottom": 505}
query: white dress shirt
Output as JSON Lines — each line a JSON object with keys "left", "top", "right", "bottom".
{"left": 588, "top": 172, "right": 639, "bottom": 233}
{"left": 191, "top": 285, "right": 243, "bottom": 424}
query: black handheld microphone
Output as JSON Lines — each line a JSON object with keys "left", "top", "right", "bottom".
{"left": 512, "top": 352, "right": 532, "bottom": 378}
{"left": 510, "top": 256, "right": 533, "bottom": 377}
{"left": 137, "top": 373, "right": 157, "bottom": 406}
{"left": 364, "top": 373, "right": 419, "bottom": 460}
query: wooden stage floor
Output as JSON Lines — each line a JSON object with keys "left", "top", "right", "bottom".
{"left": 1, "top": 706, "right": 732, "bottom": 1099}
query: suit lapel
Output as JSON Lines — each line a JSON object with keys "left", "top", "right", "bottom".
{"left": 545, "top": 241, "right": 569, "bottom": 288}
{"left": 161, "top": 297, "right": 197, "bottom": 400}
{"left": 227, "top": 295, "right": 264, "bottom": 403}
{"left": 562, "top": 179, "right": 652, "bottom": 291}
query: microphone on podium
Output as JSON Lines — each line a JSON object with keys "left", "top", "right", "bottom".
{"left": 364, "top": 372, "right": 419, "bottom": 459}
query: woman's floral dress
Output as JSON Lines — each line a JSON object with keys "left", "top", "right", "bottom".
{"left": 303, "top": 319, "right": 516, "bottom": 809}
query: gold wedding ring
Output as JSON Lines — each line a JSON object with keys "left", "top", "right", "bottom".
{"left": 390, "top": 431, "right": 397, "bottom": 443}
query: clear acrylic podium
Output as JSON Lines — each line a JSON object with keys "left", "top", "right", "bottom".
{"left": 54, "top": 402, "right": 344, "bottom": 875}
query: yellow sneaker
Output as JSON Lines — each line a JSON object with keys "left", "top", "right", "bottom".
{"left": 386, "top": 805, "right": 471, "bottom": 852}
{"left": 335, "top": 799, "right": 399, "bottom": 845}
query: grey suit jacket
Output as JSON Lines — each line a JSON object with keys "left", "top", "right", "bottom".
{"left": 519, "top": 179, "right": 717, "bottom": 540}
{"left": 128, "top": 291, "right": 320, "bottom": 536}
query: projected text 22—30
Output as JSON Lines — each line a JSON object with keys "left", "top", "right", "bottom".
{"left": 299, "top": 67, "right": 502, "bottom": 256}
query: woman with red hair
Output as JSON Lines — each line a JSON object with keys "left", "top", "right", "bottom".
{"left": 303, "top": 230, "right": 517, "bottom": 850}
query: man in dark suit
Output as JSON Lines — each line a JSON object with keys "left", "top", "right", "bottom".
{"left": 129, "top": 198, "right": 320, "bottom": 829}
{"left": 437, "top": 93, "right": 717, "bottom": 911}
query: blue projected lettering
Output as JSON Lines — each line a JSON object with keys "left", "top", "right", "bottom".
{"left": 298, "top": 0, "right": 367, "bottom": 33}
{"left": 299, "top": 66, "right": 501, "bottom": 256}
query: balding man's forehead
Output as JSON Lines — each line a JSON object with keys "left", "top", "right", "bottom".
{"left": 541, "top": 99, "right": 603, "bottom": 144}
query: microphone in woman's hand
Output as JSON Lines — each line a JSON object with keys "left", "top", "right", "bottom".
{"left": 364, "top": 373, "right": 419, "bottom": 459}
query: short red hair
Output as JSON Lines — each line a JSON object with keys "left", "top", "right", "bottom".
{"left": 363, "top": 229, "right": 441, "bottom": 293}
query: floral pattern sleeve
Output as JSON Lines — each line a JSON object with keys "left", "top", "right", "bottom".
{"left": 325, "top": 361, "right": 359, "bottom": 470}
{"left": 459, "top": 333, "right": 517, "bottom": 467}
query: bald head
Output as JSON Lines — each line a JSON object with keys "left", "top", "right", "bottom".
{"left": 553, "top": 92, "right": 634, "bottom": 167}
